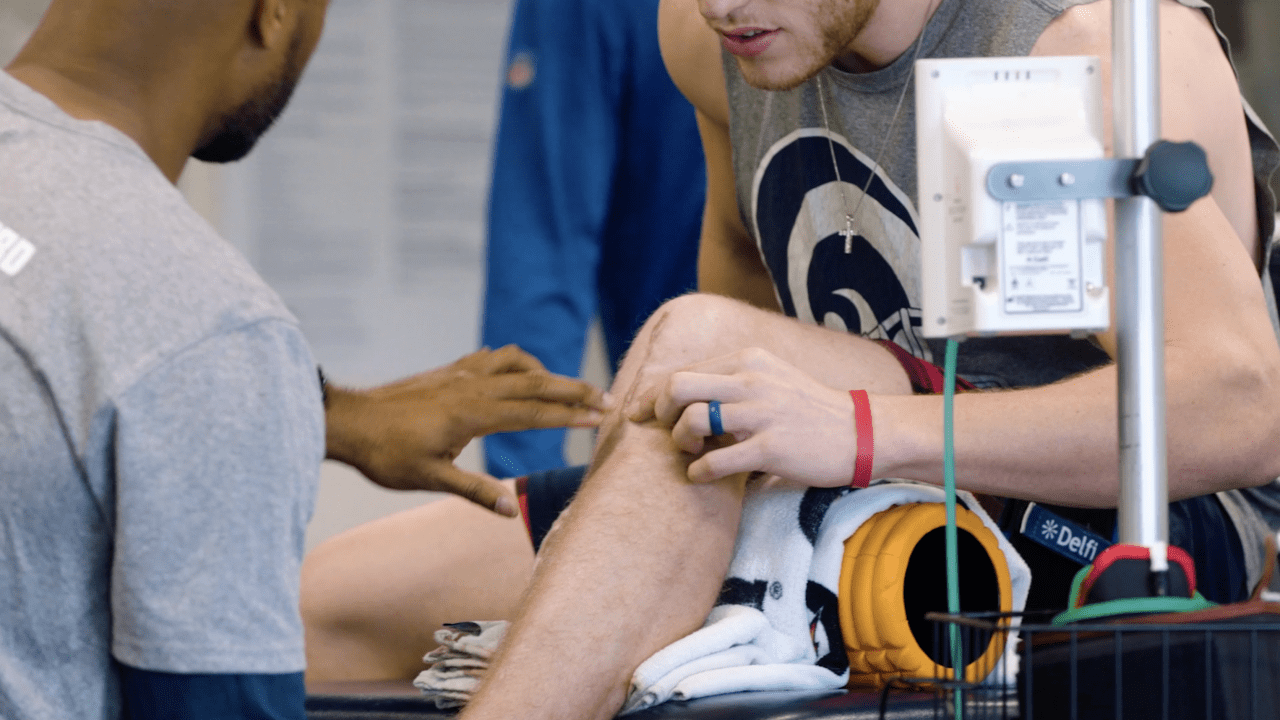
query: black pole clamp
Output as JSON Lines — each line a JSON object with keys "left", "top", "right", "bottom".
{"left": 1131, "top": 140, "right": 1214, "bottom": 212}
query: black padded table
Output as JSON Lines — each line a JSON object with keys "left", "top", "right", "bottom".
{"left": 305, "top": 681, "right": 945, "bottom": 720}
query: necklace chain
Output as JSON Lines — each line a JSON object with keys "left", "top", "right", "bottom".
{"left": 816, "top": 79, "right": 862, "bottom": 253}
{"left": 816, "top": 5, "right": 934, "bottom": 253}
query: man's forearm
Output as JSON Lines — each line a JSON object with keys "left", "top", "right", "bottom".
{"left": 875, "top": 350, "right": 1280, "bottom": 505}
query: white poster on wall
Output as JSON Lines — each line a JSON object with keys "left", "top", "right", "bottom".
{"left": 216, "top": 0, "right": 513, "bottom": 547}
{"left": 221, "top": 0, "right": 511, "bottom": 387}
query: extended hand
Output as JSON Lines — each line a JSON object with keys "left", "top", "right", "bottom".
{"left": 325, "top": 345, "right": 610, "bottom": 514}
{"left": 630, "top": 348, "right": 859, "bottom": 487}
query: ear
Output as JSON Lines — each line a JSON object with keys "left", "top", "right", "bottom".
{"left": 249, "top": 0, "right": 296, "bottom": 50}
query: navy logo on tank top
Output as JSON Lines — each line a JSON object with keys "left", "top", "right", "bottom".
{"left": 751, "top": 129, "right": 931, "bottom": 360}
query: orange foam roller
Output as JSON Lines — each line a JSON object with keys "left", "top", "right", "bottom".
{"left": 836, "top": 502, "right": 1012, "bottom": 688}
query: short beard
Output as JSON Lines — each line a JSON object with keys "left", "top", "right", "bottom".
{"left": 820, "top": 0, "right": 879, "bottom": 70}
{"left": 736, "top": 0, "right": 880, "bottom": 91}
{"left": 193, "top": 32, "right": 307, "bottom": 163}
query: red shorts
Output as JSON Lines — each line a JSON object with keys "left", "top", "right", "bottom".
{"left": 872, "top": 340, "right": 976, "bottom": 394}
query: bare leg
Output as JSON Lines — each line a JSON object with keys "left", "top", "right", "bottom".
{"left": 301, "top": 480, "right": 534, "bottom": 682}
{"left": 461, "top": 294, "right": 912, "bottom": 720}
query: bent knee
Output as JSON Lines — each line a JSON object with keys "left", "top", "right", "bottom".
{"left": 638, "top": 293, "right": 761, "bottom": 363}
{"left": 649, "top": 292, "right": 751, "bottom": 335}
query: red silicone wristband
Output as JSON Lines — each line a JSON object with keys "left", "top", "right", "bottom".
{"left": 850, "top": 389, "right": 873, "bottom": 488}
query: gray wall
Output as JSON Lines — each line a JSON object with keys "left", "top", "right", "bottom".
{"left": 0, "top": 0, "right": 47, "bottom": 64}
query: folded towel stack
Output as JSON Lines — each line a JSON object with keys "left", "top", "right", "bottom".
{"left": 413, "top": 621, "right": 508, "bottom": 709}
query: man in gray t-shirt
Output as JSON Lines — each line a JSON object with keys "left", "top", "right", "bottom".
{"left": 0, "top": 2, "right": 331, "bottom": 718}
{"left": 0, "top": 63, "right": 325, "bottom": 717}
{"left": 0, "top": 0, "right": 610, "bottom": 718}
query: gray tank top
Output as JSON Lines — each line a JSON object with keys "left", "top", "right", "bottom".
{"left": 723, "top": 0, "right": 1280, "bottom": 586}
{"left": 723, "top": 0, "right": 1279, "bottom": 388}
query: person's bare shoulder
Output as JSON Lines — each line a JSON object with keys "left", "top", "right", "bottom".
{"left": 1029, "top": 0, "right": 1110, "bottom": 60}
{"left": 1032, "top": 0, "right": 1244, "bottom": 165}
{"left": 1033, "top": 0, "right": 1229, "bottom": 90}
{"left": 1033, "top": 0, "right": 1259, "bottom": 254}
{"left": 658, "top": 0, "right": 729, "bottom": 126}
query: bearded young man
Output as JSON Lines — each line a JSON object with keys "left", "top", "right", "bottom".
{"left": 0, "top": 1, "right": 609, "bottom": 718}
{"left": 456, "top": 0, "right": 1280, "bottom": 718}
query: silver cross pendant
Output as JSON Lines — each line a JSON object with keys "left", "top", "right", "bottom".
{"left": 838, "top": 213, "right": 857, "bottom": 254}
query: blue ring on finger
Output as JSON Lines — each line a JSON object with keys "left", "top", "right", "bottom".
{"left": 708, "top": 400, "right": 725, "bottom": 436}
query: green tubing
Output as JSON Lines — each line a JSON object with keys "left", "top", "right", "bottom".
{"left": 1053, "top": 594, "right": 1216, "bottom": 624}
{"left": 943, "top": 339, "right": 963, "bottom": 717}
{"left": 1053, "top": 563, "right": 1216, "bottom": 625}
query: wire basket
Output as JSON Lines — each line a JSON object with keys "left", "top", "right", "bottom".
{"left": 908, "top": 604, "right": 1280, "bottom": 720}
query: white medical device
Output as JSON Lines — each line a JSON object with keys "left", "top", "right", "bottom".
{"left": 916, "top": 56, "right": 1110, "bottom": 338}
{"left": 914, "top": 9, "right": 1216, "bottom": 591}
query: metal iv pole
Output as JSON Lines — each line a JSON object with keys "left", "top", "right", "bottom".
{"left": 1112, "top": 0, "right": 1168, "bottom": 566}
{"left": 1048, "top": 0, "right": 1213, "bottom": 618}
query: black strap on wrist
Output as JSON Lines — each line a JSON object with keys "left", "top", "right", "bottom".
{"left": 317, "top": 366, "right": 328, "bottom": 408}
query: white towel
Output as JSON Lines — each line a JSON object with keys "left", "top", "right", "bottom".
{"left": 619, "top": 477, "right": 1031, "bottom": 715}
{"left": 413, "top": 621, "right": 508, "bottom": 709}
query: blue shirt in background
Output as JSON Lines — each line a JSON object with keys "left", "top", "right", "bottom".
{"left": 481, "top": 0, "right": 705, "bottom": 477}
